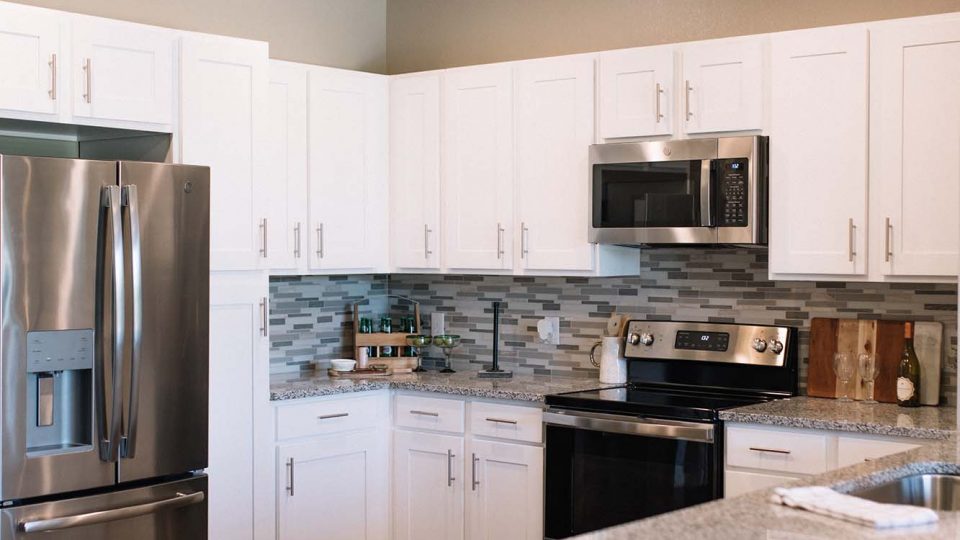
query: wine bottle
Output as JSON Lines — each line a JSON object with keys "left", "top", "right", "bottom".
{"left": 896, "top": 322, "right": 921, "bottom": 407}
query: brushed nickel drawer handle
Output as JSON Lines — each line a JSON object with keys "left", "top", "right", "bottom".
{"left": 884, "top": 217, "right": 893, "bottom": 262}
{"left": 317, "top": 412, "right": 349, "bottom": 420}
{"left": 749, "top": 446, "right": 791, "bottom": 455}
{"left": 48, "top": 53, "right": 57, "bottom": 100}
{"left": 409, "top": 410, "right": 439, "bottom": 417}
{"left": 485, "top": 417, "right": 518, "bottom": 425}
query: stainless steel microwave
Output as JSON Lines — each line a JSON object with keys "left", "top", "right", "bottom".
{"left": 589, "top": 136, "right": 768, "bottom": 246}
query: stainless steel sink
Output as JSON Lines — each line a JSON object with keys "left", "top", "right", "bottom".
{"left": 851, "top": 474, "right": 960, "bottom": 510}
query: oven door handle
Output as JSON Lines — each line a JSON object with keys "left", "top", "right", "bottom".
{"left": 543, "top": 409, "right": 714, "bottom": 443}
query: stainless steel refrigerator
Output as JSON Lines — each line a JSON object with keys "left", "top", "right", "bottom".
{"left": 0, "top": 155, "right": 210, "bottom": 539}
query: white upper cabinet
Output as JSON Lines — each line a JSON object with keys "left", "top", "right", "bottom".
{"left": 870, "top": 17, "right": 960, "bottom": 279}
{"left": 390, "top": 72, "right": 441, "bottom": 270}
{"left": 769, "top": 26, "right": 869, "bottom": 277}
{"left": 70, "top": 17, "right": 174, "bottom": 127}
{"left": 443, "top": 64, "right": 514, "bottom": 271}
{"left": 308, "top": 67, "right": 388, "bottom": 272}
{"left": 180, "top": 34, "right": 269, "bottom": 271}
{"left": 516, "top": 55, "right": 596, "bottom": 272}
{"left": 681, "top": 38, "right": 763, "bottom": 134}
{"left": 0, "top": 3, "right": 61, "bottom": 117}
{"left": 598, "top": 46, "right": 674, "bottom": 139}
{"left": 267, "top": 61, "right": 309, "bottom": 273}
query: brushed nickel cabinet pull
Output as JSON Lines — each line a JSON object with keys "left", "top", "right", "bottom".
{"left": 294, "top": 222, "right": 302, "bottom": 259}
{"left": 471, "top": 453, "right": 480, "bottom": 491}
{"left": 259, "top": 298, "right": 267, "bottom": 336}
{"left": 749, "top": 446, "right": 791, "bottom": 455}
{"left": 685, "top": 80, "right": 692, "bottom": 120}
{"left": 83, "top": 58, "right": 92, "bottom": 104}
{"left": 286, "top": 457, "right": 295, "bottom": 496}
{"left": 884, "top": 218, "right": 893, "bottom": 262}
{"left": 520, "top": 223, "right": 529, "bottom": 259}
{"left": 848, "top": 218, "right": 856, "bottom": 262}
{"left": 259, "top": 218, "right": 268, "bottom": 257}
{"left": 655, "top": 82, "right": 663, "bottom": 122}
{"left": 496, "top": 223, "right": 505, "bottom": 259}
{"left": 447, "top": 449, "right": 455, "bottom": 487}
{"left": 315, "top": 223, "right": 324, "bottom": 259}
{"left": 48, "top": 54, "right": 57, "bottom": 100}
{"left": 317, "top": 412, "right": 349, "bottom": 420}
{"left": 485, "top": 417, "right": 518, "bottom": 425}
{"left": 424, "top": 224, "right": 433, "bottom": 259}
{"left": 409, "top": 410, "right": 439, "bottom": 417}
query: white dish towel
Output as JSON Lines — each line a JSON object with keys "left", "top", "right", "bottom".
{"left": 770, "top": 486, "right": 939, "bottom": 529}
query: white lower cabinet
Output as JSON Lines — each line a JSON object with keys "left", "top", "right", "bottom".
{"left": 466, "top": 439, "right": 543, "bottom": 540}
{"left": 278, "top": 430, "right": 389, "bottom": 540}
{"left": 393, "top": 430, "right": 465, "bottom": 540}
{"left": 724, "top": 423, "right": 928, "bottom": 498}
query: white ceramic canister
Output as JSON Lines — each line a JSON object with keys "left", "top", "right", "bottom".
{"left": 591, "top": 336, "right": 627, "bottom": 384}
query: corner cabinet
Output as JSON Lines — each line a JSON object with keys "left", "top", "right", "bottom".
{"left": 390, "top": 72, "right": 442, "bottom": 270}
{"left": 768, "top": 26, "right": 869, "bottom": 278}
{"left": 307, "top": 67, "right": 389, "bottom": 273}
{"left": 870, "top": 17, "right": 960, "bottom": 280}
{"left": 442, "top": 64, "right": 515, "bottom": 271}
{"left": 180, "top": 34, "right": 269, "bottom": 271}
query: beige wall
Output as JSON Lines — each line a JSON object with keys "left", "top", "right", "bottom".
{"left": 386, "top": 0, "right": 960, "bottom": 74}
{"left": 9, "top": 0, "right": 387, "bottom": 73}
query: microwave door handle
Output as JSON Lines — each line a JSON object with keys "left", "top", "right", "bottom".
{"left": 120, "top": 185, "right": 143, "bottom": 459}
{"left": 700, "top": 160, "right": 714, "bottom": 227}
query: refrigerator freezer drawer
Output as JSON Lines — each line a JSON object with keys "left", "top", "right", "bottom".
{"left": 0, "top": 475, "right": 206, "bottom": 539}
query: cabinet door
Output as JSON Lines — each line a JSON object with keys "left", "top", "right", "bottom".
{"left": 516, "top": 56, "right": 595, "bottom": 271}
{"left": 871, "top": 18, "right": 960, "bottom": 278}
{"left": 769, "top": 27, "right": 868, "bottom": 276}
{"left": 682, "top": 38, "right": 763, "bottom": 134}
{"left": 267, "top": 61, "right": 309, "bottom": 273}
{"left": 308, "top": 68, "right": 388, "bottom": 272}
{"left": 71, "top": 18, "right": 174, "bottom": 126}
{"left": 0, "top": 3, "right": 60, "bottom": 116}
{"left": 390, "top": 73, "right": 441, "bottom": 270}
{"left": 278, "top": 430, "right": 389, "bottom": 540}
{"left": 209, "top": 272, "right": 269, "bottom": 540}
{"left": 467, "top": 439, "right": 543, "bottom": 540}
{"left": 598, "top": 46, "right": 673, "bottom": 139}
{"left": 181, "top": 35, "right": 269, "bottom": 271}
{"left": 393, "top": 430, "right": 464, "bottom": 540}
{"left": 443, "top": 64, "right": 514, "bottom": 271}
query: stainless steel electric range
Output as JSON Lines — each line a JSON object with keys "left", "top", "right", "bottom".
{"left": 544, "top": 320, "right": 799, "bottom": 539}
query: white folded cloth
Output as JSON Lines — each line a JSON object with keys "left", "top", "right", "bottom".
{"left": 770, "top": 486, "right": 939, "bottom": 529}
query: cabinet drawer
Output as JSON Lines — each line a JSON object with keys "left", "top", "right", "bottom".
{"left": 394, "top": 394, "right": 465, "bottom": 434}
{"left": 276, "top": 393, "right": 385, "bottom": 440}
{"left": 837, "top": 436, "right": 920, "bottom": 468}
{"left": 726, "top": 426, "right": 828, "bottom": 475}
{"left": 469, "top": 401, "right": 542, "bottom": 444}
{"left": 724, "top": 469, "right": 799, "bottom": 498}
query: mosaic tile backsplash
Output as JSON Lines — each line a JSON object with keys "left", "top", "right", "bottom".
{"left": 270, "top": 249, "right": 958, "bottom": 405}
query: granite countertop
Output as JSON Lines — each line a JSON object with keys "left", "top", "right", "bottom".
{"left": 270, "top": 370, "right": 615, "bottom": 402}
{"left": 578, "top": 435, "right": 960, "bottom": 540}
{"left": 719, "top": 396, "right": 957, "bottom": 440}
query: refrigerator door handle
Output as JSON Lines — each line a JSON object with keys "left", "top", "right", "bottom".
{"left": 121, "top": 185, "right": 143, "bottom": 459}
{"left": 20, "top": 490, "right": 205, "bottom": 533}
{"left": 95, "top": 186, "right": 125, "bottom": 462}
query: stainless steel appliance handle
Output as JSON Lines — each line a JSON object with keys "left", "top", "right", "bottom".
{"left": 655, "top": 82, "right": 663, "bottom": 122}
{"left": 447, "top": 449, "right": 455, "bottom": 487}
{"left": 543, "top": 409, "right": 715, "bottom": 443}
{"left": 848, "top": 218, "right": 856, "bottom": 262}
{"left": 884, "top": 217, "right": 892, "bottom": 262}
{"left": 94, "top": 187, "right": 112, "bottom": 461}
{"left": 294, "top": 222, "right": 301, "bottom": 259}
{"left": 685, "top": 80, "right": 692, "bottom": 120}
{"left": 121, "top": 185, "right": 143, "bottom": 459}
{"left": 83, "top": 58, "right": 92, "bottom": 104}
{"left": 485, "top": 417, "right": 518, "bottom": 425}
{"left": 100, "top": 186, "right": 125, "bottom": 462}
{"left": 471, "top": 453, "right": 479, "bottom": 491}
{"left": 700, "top": 159, "right": 713, "bottom": 227}
{"left": 48, "top": 54, "right": 57, "bottom": 100}
{"left": 20, "top": 491, "right": 204, "bottom": 533}
{"left": 259, "top": 218, "right": 268, "bottom": 258}
{"left": 286, "top": 458, "right": 295, "bottom": 496}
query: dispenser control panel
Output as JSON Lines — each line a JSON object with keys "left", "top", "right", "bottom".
{"left": 27, "top": 330, "right": 94, "bottom": 373}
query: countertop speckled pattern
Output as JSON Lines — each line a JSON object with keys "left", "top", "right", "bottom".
{"left": 719, "top": 396, "right": 956, "bottom": 440}
{"left": 576, "top": 435, "right": 960, "bottom": 540}
{"left": 269, "top": 370, "right": 615, "bottom": 402}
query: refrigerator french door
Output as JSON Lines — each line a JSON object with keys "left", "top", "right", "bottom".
{"left": 0, "top": 155, "right": 209, "bottom": 538}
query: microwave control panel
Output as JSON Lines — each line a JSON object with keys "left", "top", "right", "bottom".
{"left": 716, "top": 158, "right": 748, "bottom": 227}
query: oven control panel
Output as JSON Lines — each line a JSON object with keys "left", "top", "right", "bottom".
{"left": 624, "top": 320, "right": 789, "bottom": 367}
{"left": 715, "top": 158, "right": 749, "bottom": 227}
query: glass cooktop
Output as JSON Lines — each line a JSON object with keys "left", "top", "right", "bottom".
{"left": 544, "top": 385, "right": 771, "bottom": 422}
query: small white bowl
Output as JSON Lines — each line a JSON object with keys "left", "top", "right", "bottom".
{"left": 330, "top": 359, "right": 357, "bottom": 372}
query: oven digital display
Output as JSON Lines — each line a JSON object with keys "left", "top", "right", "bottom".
{"left": 674, "top": 330, "right": 730, "bottom": 352}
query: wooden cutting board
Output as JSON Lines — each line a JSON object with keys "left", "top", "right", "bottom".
{"left": 807, "top": 318, "right": 943, "bottom": 405}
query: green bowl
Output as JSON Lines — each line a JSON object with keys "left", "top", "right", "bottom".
{"left": 406, "top": 335, "right": 432, "bottom": 347}
{"left": 432, "top": 334, "right": 461, "bottom": 348}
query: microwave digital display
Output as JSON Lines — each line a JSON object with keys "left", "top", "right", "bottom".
{"left": 675, "top": 330, "right": 730, "bottom": 352}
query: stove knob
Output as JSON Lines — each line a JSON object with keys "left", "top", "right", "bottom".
{"left": 639, "top": 333, "right": 655, "bottom": 346}
{"left": 627, "top": 333, "right": 641, "bottom": 346}
{"left": 752, "top": 338, "right": 768, "bottom": 353}
{"left": 770, "top": 340, "right": 784, "bottom": 354}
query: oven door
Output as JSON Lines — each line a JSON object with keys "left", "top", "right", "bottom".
{"left": 544, "top": 409, "right": 720, "bottom": 539}
{"left": 589, "top": 139, "right": 718, "bottom": 245}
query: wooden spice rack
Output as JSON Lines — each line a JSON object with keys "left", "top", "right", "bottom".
{"left": 353, "top": 296, "right": 423, "bottom": 373}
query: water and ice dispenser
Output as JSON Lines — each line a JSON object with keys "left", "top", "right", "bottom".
{"left": 25, "top": 330, "right": 94, "bottom": 455}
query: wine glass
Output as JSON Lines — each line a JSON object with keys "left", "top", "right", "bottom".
{"left": 406, "top": 335, "right": 432, "bottom": 373}
{"left": 833, "top": 352, "right": 856, "bottom": 402}
{"left": 433, "top": 335, "right": 461, "bottom": 374}
{"left": 858, "top": 353, "right": 878, "bottom": 404}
